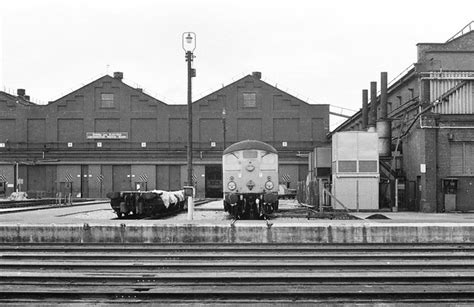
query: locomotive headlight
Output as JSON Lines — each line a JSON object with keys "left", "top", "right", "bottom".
{"left": 227, "top": 181, "right": 237, "bottom": 191}
{"left": 265, "top": 180, "right": 274, "bottom": 190}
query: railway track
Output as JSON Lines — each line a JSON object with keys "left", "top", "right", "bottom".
{"left": 1, "top": 243, "right": 474, "bottom": 304}
{"left": 0, "top": 199, "right": 106, "bottom": 214}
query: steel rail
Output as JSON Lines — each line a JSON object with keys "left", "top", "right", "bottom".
{"left": 1, "top": 243, "right": 474, "bottom": 304}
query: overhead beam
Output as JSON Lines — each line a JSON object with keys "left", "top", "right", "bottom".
{"left": 329, "top": 112, "right": 352, "bottom": 119}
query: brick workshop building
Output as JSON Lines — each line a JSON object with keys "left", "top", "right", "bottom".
{"left": 0, "top": 72, "right": 329, "bottom": 199}
{"left": 332, "top": 23, "right": 474, "bottom": 212}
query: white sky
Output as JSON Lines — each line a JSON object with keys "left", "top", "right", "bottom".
{"left": 1, "top": 0, "right": 473, "bottom": 129}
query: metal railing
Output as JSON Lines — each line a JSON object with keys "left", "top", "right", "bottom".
{"left": 446, "top": 21, "right": 474, "bottom": 43}
{"left": 387, "top": 64, "right": 416, "bottom": 89}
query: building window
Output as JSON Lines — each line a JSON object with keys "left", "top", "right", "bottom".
{"left": 359, "top": 160, "right": 378, "bottom": 172}
{"left": 450, "top": 142, "right": 474, "bottom": 175}
{"left": 397, "top": 96, "right": 402, "bottom": 108}
{"left": 243, "top": 93, "right": 256, "bottom": 108}
{"left": 101, "top": 93, "right": 114, "bottom": 108}
{"left": 338, "top": 160, "right": 357, "bottom": 172}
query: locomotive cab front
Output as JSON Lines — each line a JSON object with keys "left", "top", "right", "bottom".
{"left": 222, "top": 140, "right": 279, "bottom": 219}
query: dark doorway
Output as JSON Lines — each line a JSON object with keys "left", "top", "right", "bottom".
{"left": 27, "top": 165, "right": 46, "bottom": 198}
{"left": 81, "top": 165, "right": 89, "bottom": 198}
{"left": 112, "top": 165, "right": 131, "bottom": 192}
{"left": 205, "top": 165, "right": 222, "bottom": 198}
{"left": 456, "top": 178, "right": 474, "bottom": 212}
{"left": 169, "top": 165, "right": 181, "bottom": 191}
{"left": 406, "top": 181, "right": 417, "bottom": 211}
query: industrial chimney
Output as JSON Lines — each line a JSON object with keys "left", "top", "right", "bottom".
{"left": 17, "top": 89, "right": 26, "bottom": 97}
{"left": 368, "top": 82, "right": 377, "bottom": 131}
{"left": 362, "top": 89, "right": 368, "bottom": 130}
{"left": 376, "top": 72, "right": 392, "bottom": 157}
{"left": 113, "top": 72, "right": 124, "bottom": 81}
{"left": 252, "top": 72, "right": 262, "bottom": 80}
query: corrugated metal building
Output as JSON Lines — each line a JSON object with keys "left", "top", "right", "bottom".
{"left": 332, "top": 22, "right": 474, "bottom": 212}
{"left": 0, "top": 72, "right": 329, "bottom": 198}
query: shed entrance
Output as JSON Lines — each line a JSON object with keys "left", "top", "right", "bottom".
{"left": 205, "top": 165, "right": 222, "bottom": 198}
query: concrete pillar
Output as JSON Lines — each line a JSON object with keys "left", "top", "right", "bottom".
{"left": 420, "top": 128, "right": 438, "bottom": 212}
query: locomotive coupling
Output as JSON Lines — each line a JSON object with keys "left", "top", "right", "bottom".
{"left": 225, "top": 193, "right": 239, "bottom": 204}
{"left": 263, "top": 193, "right": 278, "bottom": 203}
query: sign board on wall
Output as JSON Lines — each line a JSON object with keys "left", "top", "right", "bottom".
{"left": 86, "top": 132, "right": 128, "bottom": 139}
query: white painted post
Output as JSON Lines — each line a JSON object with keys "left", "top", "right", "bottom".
{"left": 184, "top": 186, "right": 194, "bottom": 221}
{"left": 187, "top": 196, "right": 194, "bottom": 220}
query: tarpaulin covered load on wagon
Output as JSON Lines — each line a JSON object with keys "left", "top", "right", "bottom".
{"left": 149, "top": 190, "right": 185, "bottom": 208}
{"left": 107, "top": 189, "right": 186, "bottom": 218}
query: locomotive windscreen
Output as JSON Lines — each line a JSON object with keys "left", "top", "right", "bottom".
{"left": 243, "top": 150, "right": 258, "bottom": 158}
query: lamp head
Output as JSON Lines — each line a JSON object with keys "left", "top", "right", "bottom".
{"left": 182, "top": 32, "right": 196, "bottom": 52}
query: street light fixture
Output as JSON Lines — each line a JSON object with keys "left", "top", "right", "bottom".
{"left": 182, "top": 32, "right": 196, "bottom": 187}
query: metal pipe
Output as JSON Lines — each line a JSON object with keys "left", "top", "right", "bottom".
{"left": 222, "top": 108, "right": 227, "bottom": 150}
{"left": 368, "top": 82, "right": 377, "bottom": 128}
{"left": 378, "top": 72, "right": 391, "bottom": 157}
{"left": 15, "top": 162, "right": 19, "bottom": 193}
{"left": 362, "top": 89, "right": 368, "bottom": 130}
{"left": 381, "top": 72, "right": 388, "bottom": 119}
{"left": 186, "top": 51, "right": 193, "bottom": 187}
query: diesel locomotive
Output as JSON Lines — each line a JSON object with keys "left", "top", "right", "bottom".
{"left": 222, "top": 140, "right": 279, "bottom": 219}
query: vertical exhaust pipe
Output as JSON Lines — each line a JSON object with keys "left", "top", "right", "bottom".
{"left": 362, "top": 89, "right": 368, "bottom": 130}
{"left": 376, "top": 72, "right": 391, "bottom": 157}
{"left": 368, "top": 81, "right": 377, "bottom": 131}
{"left": 380, "top": 72, "right": 388, "bottom": 119}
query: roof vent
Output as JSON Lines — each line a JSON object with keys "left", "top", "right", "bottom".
{"left": 17, "top": 89, "right": 26, "bottom": 97}
{"left": 113, "top": 72, "right": 124, "bottom": 80}
{"left": 252, "top": 72, "right": 262, "bottom": 80}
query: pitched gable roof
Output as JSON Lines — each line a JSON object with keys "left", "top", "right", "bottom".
{"left": 0, "top": 91, "right": 37, "bottom": 106}
{"left": 194, "top": 72, "right": 328, "bottom": 107}
{"left": 48, "top": 74, "right": 168, "bottom": 106}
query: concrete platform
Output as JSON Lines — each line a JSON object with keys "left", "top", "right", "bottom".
{"left": 1, "top": 200, "right": 474, "bottom": 244}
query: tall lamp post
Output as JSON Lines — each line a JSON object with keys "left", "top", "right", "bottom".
{"left": 222, "top": 108, "right": 227, "bottom": 150}
{"left": 182, "top": 32, "right": 196, "bottom": 187}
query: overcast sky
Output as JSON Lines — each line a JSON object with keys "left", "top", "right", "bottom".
{"left": 1, "top": 0, "right": 473, "bottom": 129}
